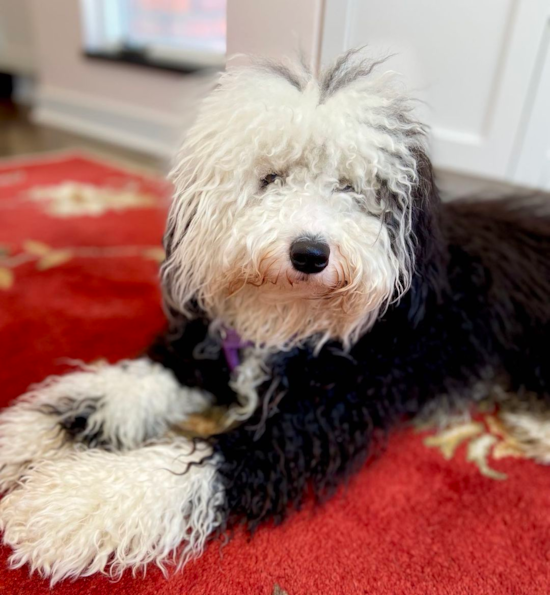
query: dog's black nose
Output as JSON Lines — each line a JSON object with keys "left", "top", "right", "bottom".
{"left": 289, "top": 239, "right": 330, "bottom": 274}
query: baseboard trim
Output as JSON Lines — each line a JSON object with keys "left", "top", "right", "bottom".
{"left": 32, "top": 87, "right": 184, "bottom": 158}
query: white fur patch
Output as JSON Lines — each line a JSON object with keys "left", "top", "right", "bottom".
{"left": 0, "top": 405, "right": 70, "bottom": 494}
{"left": 0, "top": 439, "right": 223, "bottom": 584}
{"left": 228, "top": 346, "right": 271, "bottom": 423}
{"left": 0, "top": 359, "right": 211, "bottom": 492}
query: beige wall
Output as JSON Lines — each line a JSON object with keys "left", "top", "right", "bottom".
{"left": 227, "top": 0, "right": 324, "bottom": 69}
{"left": 0, "top": 0, "right": 35, "bottom": 73}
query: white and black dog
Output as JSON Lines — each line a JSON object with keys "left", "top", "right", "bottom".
{"left": 1, "top": 49, "right": 550, "bottom": 583}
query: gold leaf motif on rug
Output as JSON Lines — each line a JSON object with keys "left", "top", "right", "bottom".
{"left": 466, "top": 434, "right": 507, "bottom": 480}
{"left": 23, "top": 240, "right": 51, "bottom": 256}
{"left": 424, "top": 422, "right": 484, "bottom": 460}
{"left": 143, "top": 247, "right": 166, "bottom": 263}
{"left": 0, "top": 267, "right": 14, "bottom": 290}
{"left": 422, "top": 410, "right": 529, "bottom": 480}
{"left": 36, "top": 250, "right": 74, "bottom": 270}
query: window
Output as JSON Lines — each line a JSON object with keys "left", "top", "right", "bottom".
{"left": 81, "top": 0, "right": 226, "bottom": 71}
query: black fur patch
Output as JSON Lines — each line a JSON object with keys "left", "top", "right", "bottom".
{"left": 40, "top": 397, "right": 109, "bottom": 448}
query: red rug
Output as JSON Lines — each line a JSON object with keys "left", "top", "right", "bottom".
{"left": 1, "top": 152, "right": 550, "bottom": 594}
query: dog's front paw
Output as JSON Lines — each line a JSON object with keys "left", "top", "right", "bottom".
{"left": 0, "top": 440, "right": 223, "bottom": 583}
{"left": 0, "top": 400, "right": 70, "bottom": 493}
{"left": 0, "top": 359, "right": 211, "bottom": 491}
{"left": 45, "top": 359, "right": 211, "bottom": 449}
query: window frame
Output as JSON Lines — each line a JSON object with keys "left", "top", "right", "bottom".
{"left": 80, "top": 0, "right": 226, "bottom": 73}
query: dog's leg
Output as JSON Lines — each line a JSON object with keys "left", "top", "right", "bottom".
{"left": 0, "top": 359, "right": 211, "bottom": 492}
{"left": 0, "top": 438, "right": 224, "bottom": 584}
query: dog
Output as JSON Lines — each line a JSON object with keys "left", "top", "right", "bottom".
{"left": 1, "top": 48, "right": 550, "bottom": 583}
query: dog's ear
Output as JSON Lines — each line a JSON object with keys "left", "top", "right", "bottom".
{"left": 410, "top": 149, "right": 442, "bottom": 262}
{"left": 160, "top": 215, "right": 183, "bottom": 325}
{"left": 377, "top": 147, "right": 445, "bottom": 324}
{"left": 160, "top": 212, "right": 177, "bottom": 311}
{"left": 407, "top": 148, "right": 446, "bottom": 325}
{"left": 160, "top": 200, "right": 203, "bottom": 322}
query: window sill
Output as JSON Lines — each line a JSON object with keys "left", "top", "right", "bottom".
{"left": 84, "top": 50, "right": 223, "bottom": 75}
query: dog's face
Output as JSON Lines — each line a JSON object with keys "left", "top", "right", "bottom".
{"left": 164, "top": 51, "right": 430, "bottom": 350}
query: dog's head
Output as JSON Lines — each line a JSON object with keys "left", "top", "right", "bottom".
{"left": 163, "top": 49, "right": 439, "bottom": 351}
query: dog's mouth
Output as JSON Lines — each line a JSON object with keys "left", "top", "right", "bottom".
{"left": 223, "top": 258, "right": 352, "bottom": 303}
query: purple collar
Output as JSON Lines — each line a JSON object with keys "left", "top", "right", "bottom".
{"left": 221, "top": 328, "right": 252, "bottom": 371}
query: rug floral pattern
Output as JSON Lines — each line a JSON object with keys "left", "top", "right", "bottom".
{"left": 422, "top": 412, "right": 527, "bottom": 481}
{"left": 27, "top": 180, "right": 158, "bottom": 217}
{"left": 0, "top": 154, "right": 168, "bottom": 291}
{"left": 0, "top": 240, "right": 165, "bottom": 290}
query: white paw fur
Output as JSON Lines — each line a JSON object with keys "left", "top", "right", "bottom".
{"left": 0, "top": 440, "right": 223, "bottom": 583}
{"left": 0, "top": 404, "right": 70, "bottom": 494}
{"left": 55, "top": 359, "right": 212, "bottom": 448}
{"left": 0, "top": 359, "right": 211, "bottom": 492}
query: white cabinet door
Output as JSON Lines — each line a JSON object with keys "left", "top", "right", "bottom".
{"left": 321, "top": 0, "right": 550, "bottom": 183}
{"left": 513, "top": 22, "right": 550, "bottom": 191}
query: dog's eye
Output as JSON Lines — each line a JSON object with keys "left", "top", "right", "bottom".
{"left": 260, "top": 173, "right": 280, "bottom": 188}
{"left": 337, "top": 182, "right": 354, "bottom": 193}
